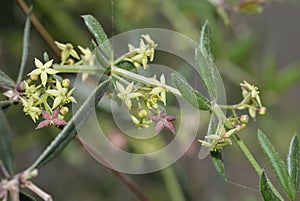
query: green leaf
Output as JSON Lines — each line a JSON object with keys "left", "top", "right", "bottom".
{"left": 0, "top": 69, "right": 15, "bottom": 89}
{"left": 29, "top": 80, "right": 110, "bottom": 169}
{"left": 207, "top": 115, "right": 226, "bottom": 178}
{"left": 0, "top": 109, "right": 14, "bottom": 175}
{"left": 82, "top": 15, "right": 112, "bottom": 61}
{"left": 258, "top": 129, "right": 296, "bottom": 200}
{"left": 287, "top": 134, "right": 299, "bottom": 191}
{"left": 260, "top": 171, "right": 283, "bottom": 201}
{"left": 199, "top": 21, "right": 213, "bottom": 60}
{"left": 171, "top": 73, "right": 211, "bottom": 110}
{"left": 17, "top": 7, "right": 32, "bottom": 83}
{"left": 236, "top": 0, "right": 264, "bottom": 14}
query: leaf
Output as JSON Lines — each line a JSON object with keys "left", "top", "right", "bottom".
{"left": 287, "top": 134, "right": 299, "bottom": 191}
{"left": 205, "top": 115, "right": 226, "bottom": 178}
{"left": 258, "top": 129, "right": 296, "bottom": 201}
{"left": 172, "top": 73, "right": 211, "bottom": 110}
{"left": 236, "top": 0, "right": 264, "bottom": 14}
{"left": 29, "top": 80, "right": 110, "bottom": 169}
{"left": 0, "top": 109, "right": 14, "bottom": 175}
{"left": 260, "top": 171, "right": 283, "bottom": 201}
{"left": 82, "top": 15, "right": 113, "bottom": 61}
{"left": 199, "top": 21, "right": 213, "bottom": 60}
{"left": 17, "top": 7, "right": 32, "bottom": 83}
{"left": 0, "top": 69, "right": 15, "bottom": 89}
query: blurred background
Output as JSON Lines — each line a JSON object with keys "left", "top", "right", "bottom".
{"left": 0, "top": 0, "right": 300, "bottom": 200}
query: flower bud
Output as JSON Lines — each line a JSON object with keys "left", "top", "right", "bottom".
{"left": 17, "top": 81, "right": 26, "bottom": 92}
{"left": 60, "top": 107, "right": 69, "bottom": 115}
{"left": 30, "top": 74, "right": 39, "bottom": 81}
{"left": 258, "top": 107, "right": 267, "bottom": 115}
{"left": 240, "top": 124, "right": 247, "bottom": 130}
{"left": 239, "top": 114, "right": 249, "bottom": 124}
{"left": 138, "top": 109, "right": 148, "bottom": 118}
{"left": 62, "top": 79, "right": 71, "bottom": 88}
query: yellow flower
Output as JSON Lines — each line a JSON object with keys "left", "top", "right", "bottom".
{"left": 28, "top": 58, "right": 57, "bottom": 87}
{"left": 78, "top": 45, "right": 95, "bottom": 81}
{"left": 55, "top": 41, "right": 80, "bottom": 64}
{"left": 116, "top": 82, "right": 142, "bottom": 110}
{"left": 20, "top": 97, "right": 41, "bottom": 122}
{"left": 150, "top": 74, "right": 168, "bottom": 105}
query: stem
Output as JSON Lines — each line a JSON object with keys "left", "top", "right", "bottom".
{"left": 16, "top": 0, "right": 60, "bottom": 57}
{"left": 53, "top": 64, "right": 106, "bottom": 74}
{"left": 74, "top": 136, "right": 149, "bottom": 201}
{"left": 232, "top": 134, "right": 262, "bottom": 175}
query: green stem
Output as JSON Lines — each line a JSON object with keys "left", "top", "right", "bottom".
{"left": 53, "top": 64, "right": 106, "bottom": 73}
{"left": 161, "top": 167, "right": 186, "bottom": 201}
{"left": 232, "top": 134, "right": 262, "bottom": 175}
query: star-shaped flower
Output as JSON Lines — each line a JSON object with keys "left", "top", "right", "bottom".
{"left": 150, "top": 74, "right": 168, "bottom": 105}
{"left": 116, "top": 81, "right": 142, "bottom": 110}
{"left": 46, "top": 80, "right": 76, "bottom": 109}
{"left": 151, "top": 110, "right": 176, "bottom": 134}
{"left": 78, "top": 45, "right": 95, "bottom": 81}
{"left": 28, "top": 58, "right": 57, "bottom": 87}
{"left": 55, "top": 41, "right": 80, "bottom": 64}
{"left": 20, "top": 97, "right": 41, "bottom": 122}
{"left": 36, "top": 108, "right": 67, "bottom": 129}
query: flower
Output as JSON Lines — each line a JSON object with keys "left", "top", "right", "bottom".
{"left": 20, "top": 97, "right": 41, "bottom": 122}
{"left": 36, "top": 108, "right": 67, "bottom": 129}
{"left": 28, "top": 58, "right": 57, "bottom": 87}
{"left": 124, "top": 34, "right": 157, "bottom": 69}
{"left": 150, "top": 74, "right": 168, "bottom": 105}
{"left": 78, "top": 45, "right": 95, "bottom": 81}
{"left": 46, "top": 80, "right": 76, "bottom": 109}
{"left": 151, "top": 110, "right": 176, "bottom": 134}
{"left": 116, "top": 81, "right": 143, "bottom": 110}
{"left": 55, "top": 41, "right": 80, "bottom": 64}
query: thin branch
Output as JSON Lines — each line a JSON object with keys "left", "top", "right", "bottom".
{"left": 74, "top": 136, "right": 150, "bottom": 201}
{"left": 16, "top": 0, "right": 60, "bottom": 57}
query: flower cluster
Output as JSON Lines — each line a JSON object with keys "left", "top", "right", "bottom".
{"left": 124, "top": 34, "right": 157, "bottom": 69}
{"left": 19, "top": 58, "right": 76, "bottom": 128}
{"left": 199, "top": 81, "right": 266, "bottom": 151}
{"left": 111, "top": 35, "right": 175, "bottom": 134}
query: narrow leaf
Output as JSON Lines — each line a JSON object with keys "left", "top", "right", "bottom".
{"left": 82, "top": 15, "right": 112, "bottom": 60}
{"left": 287, "top": 134, "right": 299, "bottom": 190}
{"left": 258, "top": 129, "right": 296, "bottom": 200}
{"left": 29, "top": 80, "right": 110, "bottom": 169}
{"left": 171, "top": 73, "right": 211, "bottom": 110}
{"left": 260, "top": 171, "right": 283, "bottom": 201}
{"left": 0, "top": 69, "right": 15, "bottom": 89}
{"left": 0, "top": 109, "right": 14, "bottom": 175}
{"left": 208, "top": 115, "right": 226, "bottom": 178}
{"left": 17, "top": 7, "right": 32, "bottom": 83}
{"left": 199, "top": 21, "right": 213, "bottom": 60}
{"left": 20, "top": 191, "right": 36, "bottom": 201}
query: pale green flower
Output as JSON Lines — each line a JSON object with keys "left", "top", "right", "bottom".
{"left": 20, "top": 97, "right": 41, "bottom": 122}
{"left": 78, "top": 45, "right": 95, "bottom": 81}
{"left": 28, "top": 58, "right": 57, "bottom": 87}
{"left": 150, "top": 74, "right": 168, "bottom": 105}
{"left": 55, "top": 41, "right": 80, "bottom": 64}
{"left": 46, "top": 80, "right": 76, "bottom": 109}
{"left": 116, "top": 81, "right": 142, "bottom": 110}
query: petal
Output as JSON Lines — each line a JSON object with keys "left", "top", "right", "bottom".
{"left": 56, "top": 80, "right": 63, "bottom": 91}
{"left": 166, "top": 115, "right": 176, "bottom": 122}
{"left": 61, "top": 51, "right": 70, "bottom": 63}
{"left": 52, "top": 108, "right": 60, "bottom": 118}
{"left": 150, "top": 87, "right": 163, "bottom": 95}
{"left": 46, "top": 89, "right": 60, "bottom": 96}
{"left": 36, "top": 120, "right": 50, "bottom": 129}
{"left": 151, "top": 115, "right": 161, "bottom": 122}
{"left": 164, "top": 121, "right": 175, "bottom": 134}
{"left": 41, "top": 110, "right": 51, "bottom": 120}
{"left": 29, "top": 69, "right": 42, "bottom": 76}
{"left": 53, "top": 118, "right": 67, "bottom": 126}
{"left": 41, "top": 71, "right": 48, "bottom": 86}
{"left": 124, "top": 98, "right": 132, "bottom": 110}
{"left": 155, "top": 121, "right": 164, "bottom": 134}
{"left": 129, "top": 92, "right": 142, "bottom": 99}
{"left": 53, "top": 96, "right": 62, "bottom": 109}
{"left": 34, "top": 58, "right": 43, "bottom": 69}
{"left": 126, "top": 82, "right": 134, "bottom": 93}
{"left": 116, "top": 81, "right": 125, "bottom": 93}
{"left": 44, "top": 59, "right": 53, "bottom": 68}
{"left": 46, "top": 68, "right": 58, "bottom": 75}
{"left": 70, "top": 49, "right": 80, "bottom": 59}
{"left": 160, "top": 91, "right": 166, "bottom": 105}
{"left": 160, "top": 74, "right": 165, "bottom": 84}
{"left": 55, "top": 41, "right": 66, "bottom": 50}
{"left": 160, "top": 110, "right": 167, "bottom": 118}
